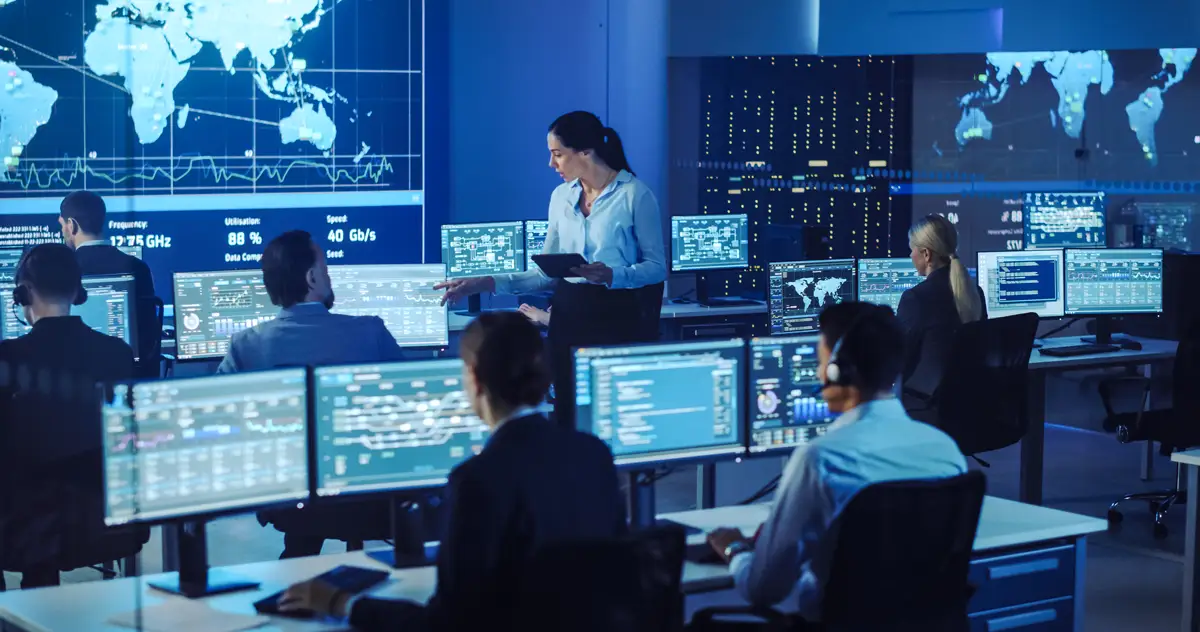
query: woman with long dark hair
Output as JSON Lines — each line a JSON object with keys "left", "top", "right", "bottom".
{"left": 435, "top": 111, "right": 666, "bottom": 426}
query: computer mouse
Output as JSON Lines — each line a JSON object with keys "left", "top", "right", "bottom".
{"left": 1120, "top": 339, "right": 1143, "bottom": 351}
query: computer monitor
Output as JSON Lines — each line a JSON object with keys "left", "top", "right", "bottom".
{"left": 856, "top": 258, "right": 923, "bottom": 311}
{"left": 173, "top": 270, "right": 274, "bottom": 360}
{"left": 313, "top": 359, "right": 489, "bottom": 496}
{"left": 525, "top": 220, "right": 550, "bottom": 273}
{"left": 768, "top": 259, "right": 856, "bottom": 335}
{"left": 670, "top": 214, "right": 752, "bottom": 306}
{"left": 0, "top": 248, "right": 22, "bottom": 284}
{"left": 118, "top": 245, "right": 144, "bottom": 259}
{"left": 328, "top": 264, "right": 449, "bottom": 348}
{"left": 102, "top": 369, "right": 309, "bottom": 597}
{"left": 976, "top": 250, "right": 1065, "bottom": 319}
{"left": 1065, "top": 248, "right": 1164, "bottom": 344}
{"left": 748, "top": 334, "right": 836, "bottom": 454}
{"left": 1023, "top": 191, "right": 1106, "bottom": 250}
{"left": 441, "top": 221, "right": 526, "bottom": 314}
{"left": 573, "top": 338, "right": 745, "bottom": 467}
{"left": 0, "top": 274, "right": 139, "bottom": 356}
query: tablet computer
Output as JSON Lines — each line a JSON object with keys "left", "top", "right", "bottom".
{"left": 532, "top": 253, "right": 588, "bottom": 278}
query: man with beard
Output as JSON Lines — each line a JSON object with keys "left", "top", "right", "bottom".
{"left": 218, "top": 229, "right": 405, "bottom": 558}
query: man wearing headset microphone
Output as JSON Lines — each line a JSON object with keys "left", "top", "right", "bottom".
{"left": 703, "top": 302, "right": 967, "bottom": 625}
{"left": 0, "top": 243, "right": 137, "bottom": 589}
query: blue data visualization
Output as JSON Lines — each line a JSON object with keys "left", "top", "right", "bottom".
{"left": 769, "top": 259, "right": 856, "bottom": 335}
{"left": 1064, "top": 248, "right": 1163, "bottom": 315}
{"left": 525, "top": 220, "right": 549, "bottom": 272}
{"left": 441, "top": 221, "right": 526, "bottom": 278}
{"left": 1023, "top": 192, "right": 1107, "bottom": 249}
{"left": 748, "top": 335, "right": 835, "bottom": 453}
{"left": 574, "top": 339, "right": 745, "bottom": 466}
{"left": 856, "top": 258, "right": 924, "bottom": 312}
{"left": 670, "top": 214, "right": 749, "bottom": 272}
{"left": 977, "top": 250, "right": 1065, "bottom": 319}
{"left": 0, "top": 0, "right": 427, "bottom": 296}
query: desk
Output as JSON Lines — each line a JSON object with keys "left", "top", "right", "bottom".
{"left": 1021, "top": 336, "right": 1177, "bottom": 505}
{"left": 447, "top": 301, "right": 767, "bottom": 333}
{"left": 0, "top": 497, "right": 1105, "bottom": 631}
{"left": 663, "top": 496, "right": 1107, "bottom": 631}
{"left": 1171, "top": 449, "right": 1200, "bottom": 632}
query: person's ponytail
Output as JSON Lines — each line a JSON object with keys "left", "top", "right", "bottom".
{"left": 948, "top": 253, "right": 983, "bottom": 324}
{"left": 600, "top": 127, "right": 635, "bottom": 175}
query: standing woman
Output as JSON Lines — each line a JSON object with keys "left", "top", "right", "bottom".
{"left": 435, "top": 111, "right": 667, "bottom": 426}
{"left": 896, "top": 214, "right": 987, "bottom": 417}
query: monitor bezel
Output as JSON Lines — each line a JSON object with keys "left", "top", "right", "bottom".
{"left": 439, "top": 220, "right": 528, "bottom": 279}
{"left": 744, "top": 333, "right": 836, "bottom": 456}
{"left": 1021, "top": 190, "right": 1108, "bottom": 251}
{"left": 1062, "top": 247, "right": 1165, "bottom": 317}
{"left": 975, "top": 249, "right": 1067, "bottom": 320}
{"left": 572, "top": 338, "right": 749, "bottom": 469}
{"left": 170, "top": 268, "right": 270, "bottom": 362}
{"left": 101, "top": 367, "right": 313, "bottom": 527}
{"left": 310, "top": 357, "right": 488, "bottom": 498}
{"left": 326, "top": 263, "right": 451, "bottom": 349}
{"left": 669, "top": 213, "right": 752, "bottom": 273}
{"left": 767, "top": 258, "right": 858, "bottom": 336}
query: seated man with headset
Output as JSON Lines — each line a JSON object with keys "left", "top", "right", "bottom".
{"left": 705, "top": 302, "right": 966, "bottom": 623}
{"left": 0, "top": 243, "right": 137, "bottom": 588}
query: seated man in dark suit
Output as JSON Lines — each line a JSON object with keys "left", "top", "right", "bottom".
{"left": 219, "top": 229, "right": 406, "bottom": 558}
{"left": 60, "top": 190, "right": 160, "bottom": 376}
{"left": 278, "top": 312, "right": 627, "bottom": 631}
{"left": 0, "top": 243, "right": 139, "bottom": 589}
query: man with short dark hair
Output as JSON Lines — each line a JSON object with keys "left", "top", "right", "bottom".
{"left": 59, "top": 190, "right": 159, "bottom": 376}
{"left": 705, "top": 302, "right": 966, "bottom": 623}
{"left": 0, "top": 243, "right": 140, "bottom": 588}
{"left": 217, "top": 230, "right": 405, "bottom": 559}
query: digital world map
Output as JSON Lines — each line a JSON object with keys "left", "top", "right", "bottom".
{"left": 0, "top": 0, "right": 420, "bottom": 205}
{"left": 785, "top": 276, "right": 848, "bottom": 312}
{"left": 946, "top": 48, "right": 1197, "bottom": 167}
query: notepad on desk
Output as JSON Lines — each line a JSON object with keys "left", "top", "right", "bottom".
{"left": 108, "top": 600, "right": 269, "bottom": 632}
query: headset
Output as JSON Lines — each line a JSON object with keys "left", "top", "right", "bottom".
{"left": 12, "top": 245, "right": 87, "bottom": 309}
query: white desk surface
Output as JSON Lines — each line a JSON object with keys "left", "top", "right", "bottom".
{"left": 1028, "top": 335, "right": 1177, "bottom": 370}
{"left": 1172, "top": 449, "right": 1200, "bottom": 467}
{"left": 0, "top": 498, "right": 1108, "bottom": 631}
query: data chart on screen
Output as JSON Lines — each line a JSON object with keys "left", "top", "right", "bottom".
{"left": 1023, "top": 192, "right": 1107, "bottom": 249}
{"left": 102, "top": 369, "right": 309, "bottom": 525}
{"left": 314, "top": 359, "right": 489, "bottom": 495}
{"left": 0, "top": 249, "right": 21, "bottom": 284}
{"left": 856, "top": 258, "right": 923, "bottom": 311}
{"left": 1, "top": 274, "right": 138, "bottom": 353}
{"left": 670, "top": 214, "right": 750, "bottom": 272}
{"left": 977, "top": 250, "right": 1065, "bottom": 319}
{"left": 574, "top": 339, "right": 745, "bottom": 466}
{"left": 1064, "top": 249, "right": 1163, "bottom": 315}
{"left": 525, "top": 220, "right": 550, "bottom": 272}
{"left": 173, "top": 270, "right": 274, "bottom": 360}
{"left": 748, "top": 335, "right": 835, "bottom": 453}
{"left": 441, "top": 222, "right": 526, "bottom": 278}
{"left": 329, "top": 264, "right": 448, "bottom": 348}
{"left": 769, "top": 259, "right": 856, "bottom": 335}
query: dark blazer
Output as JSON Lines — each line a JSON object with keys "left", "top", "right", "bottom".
{"left": 74, "top": 243, "right": 159, "bottom": 372}
{"left": 349, "top": 414, "right": 627, "bottom": 632}
{"left": 896, "top": 266, "right": 988, "bottom": 400}
{"left": 0, "top": 316, "right": 142, "bottom": 570}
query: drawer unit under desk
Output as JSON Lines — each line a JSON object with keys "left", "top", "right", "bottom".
{"left": 970, "top": 597, "right": 1073, "bottom": 632}
{"left": 968, "top": 543, "right": 1076, "bottom": 616}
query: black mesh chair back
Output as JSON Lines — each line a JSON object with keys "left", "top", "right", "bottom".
{"left": 931, "top": 313, "right": 1038, "bottom": 456}
{"left": 135, "top": 296, "right": 164, "bottom": 379}
{"left": 820, "top": 471, "right": 986, "bottom": 631}
{"left": 514, "top": 524, "right": 686, "bottom": 632}
{"left": 637, "top": 281, "right": 666, "bottom": 342}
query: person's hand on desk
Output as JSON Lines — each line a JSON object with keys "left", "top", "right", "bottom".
{"left": 569, "top": 262, "right": 613, "bottom": 286}
{"left": 433, "top": 276, "right": 495, "bottom": 305}
{"left": 707, "top": 527, "right": 752, "bottom": 563}
{"left": 519, "top": 304, "right": 551, "bottom": 326}
{"left": 278, "top": 578, "right": 351, "bottom": 618}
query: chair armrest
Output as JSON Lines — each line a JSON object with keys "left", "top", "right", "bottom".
{"left": 1097, "top": 375, "right": 1152, "bottom": 418}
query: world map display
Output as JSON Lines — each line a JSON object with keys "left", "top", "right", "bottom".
{"left": 0, "top": 0, "right": 420, "bottom": 205}
{"left": 784, "top": 275, "right": 848, "bottom": 312}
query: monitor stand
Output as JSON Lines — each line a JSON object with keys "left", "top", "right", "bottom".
{"left": 453, "top": 295, "right": 484, "bottom": 318}
{"left": 625, "top": 470, "right": 702, "bottom": 534}
{"left": 149, "top": 522, "right": 260, "bottom": 598}
{"left": 366, "top": 497, "right": 436, "bottom": 569}
{"left": 695, "top": 272, "right": 758, "bottom": 307}
{"left": 1080, "top": 316, "right": 1135, "bottom": 346}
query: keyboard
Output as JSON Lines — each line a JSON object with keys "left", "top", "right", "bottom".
{"left": 253, "top": 565, "right": 390, "bottom": 619}
{"left": 1038, "top": 343, "right": 1121, "bottom": 357}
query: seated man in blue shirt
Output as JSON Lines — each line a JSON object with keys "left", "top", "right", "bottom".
{"left": 218, "top": 230, "right": 406, "bottom": 558}
{"left": 707, "top": 301, "right": 967, "bottom": 622}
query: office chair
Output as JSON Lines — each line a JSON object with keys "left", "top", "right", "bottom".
{"left": 1100, "top": 323, "right": 1200, "bottom": 538}
{"left": 514, "top": 524, "right": 687, "bottom": 632}
{"left": 134, "top": 296, "right": 165, "bottom": 379}
{"left": 638, "top": 281, "right": 666, "bottom": 342}
{"left": 690, "top": 471, "right": 985, "bottom": 632}
{"left": 904, "top": 313, "right": 1038, "bottom": 464}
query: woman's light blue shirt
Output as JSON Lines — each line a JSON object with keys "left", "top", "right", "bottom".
{"left": 493, "top": 170, "right": 667, "bottom": 293}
